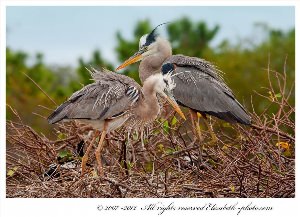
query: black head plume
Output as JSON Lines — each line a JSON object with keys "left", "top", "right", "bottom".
{"left": 161, "top": 63, "right": 175, "bottom": 75}
{"left": 145, "top": 22, "right": 170, "bottom": 46}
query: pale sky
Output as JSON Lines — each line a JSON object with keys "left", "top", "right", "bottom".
{"left": 6, "top": 6, "right": 295, "bottom": 67}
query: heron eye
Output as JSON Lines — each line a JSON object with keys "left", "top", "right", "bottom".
{"left": 142, "top": 46, "right": 148, "bottom": 52}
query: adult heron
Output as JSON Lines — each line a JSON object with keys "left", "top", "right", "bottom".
{"left": 116, "top": 24, "right": 251, "bottom": 163}
{"left": 48, "top": 67, "right": 185, "bottom": 176}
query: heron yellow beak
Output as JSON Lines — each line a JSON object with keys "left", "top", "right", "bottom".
{"left": 116, "top": 53, "right": 143, "bottom": 71}
{"left": 166, "top": 96, "right": 186, "bottom": 121}
{"left": 160, "top": 92, "right": 186, "bottom": 120}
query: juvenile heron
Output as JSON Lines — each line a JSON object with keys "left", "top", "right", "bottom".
{"left": 48, "top": 67, "right": 185, "bottom": 176}
{"left": 116, "top": 24, "right": 251, "bottom": 163}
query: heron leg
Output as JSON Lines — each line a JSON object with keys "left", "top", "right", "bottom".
{"left": 140, "top": 129, "right": 145, "bottom": 151}
{"left": 140, "top": 129, "right": 148, "bottom": 160}
{"left": 95, "top": 130, "right": 107, "bottom": 177}
{"left": 81, "top": 131, "right": 100, "bottom": 176}
{"left": 189, "top": 110, "right": 204, "bottom": 165}
{"left": 203, "top": 118, "right": 217, "bottom": 144}
{"left": 128, "top": 131, "right": 136, "bottom": 166}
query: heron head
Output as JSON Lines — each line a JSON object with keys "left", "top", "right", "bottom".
{"left": 161, "top": 63, "right": 176, "bottom": 75}
{"left": 152, "top": 73, "right": 176, "bottom": 94}
{"left": 145, "top": 73, "right": 185, "bottom": 120}
{"left": 116, "top": 23, "right": 170, "bottom": 71}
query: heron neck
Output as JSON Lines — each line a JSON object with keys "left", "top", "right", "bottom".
{"left": 139, "top": 41, "right": 172, "bottom": 83}
{"left": 139, "top": 56, "right": 161, "bottom": 83}
{"left": 135, "top": 79, "right": 160, "bottom": 122}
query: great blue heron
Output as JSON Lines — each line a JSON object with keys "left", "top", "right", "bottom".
{"left": 48, "top": 67, "right": 185, "bottom": 176}
{"left": 116, "top": 24, "right": 251, "bottom": 163}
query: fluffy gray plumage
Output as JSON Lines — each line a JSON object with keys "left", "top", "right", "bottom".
{"left": 48, "top": 68, "right": 141, "bottom": 125}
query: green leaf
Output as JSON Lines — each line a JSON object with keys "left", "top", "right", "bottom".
{"left": 57, "top": 132, "right": 67, "bottom": 140}
{"left": 165, "top": 148, "right": 175, "bottom": 154}
{"left": 7, "top": 166, "right": 18, "bottom": 176}
{"left": 157, "top": 144, "right": 164, "bottom": 152}
{"left": 275, "top": 93, "right": 282, "bottom": 98}
{"left": 153, "top": 129, "right": 160, "bottom": 135}
{"left": 171, "top": 116, "right": 178, "bottom": 126}
{"left": 159, "top": 118, "right": 166, "bottom": 123}
{"left": 283, "top": 150, "right": 292, "bottom": 157}
{"left": 143, "top": 138, "right": 149, "bottom": 145}
{"left": 222, "top": 122, "right": 231, "bottom": 128}
{"left": 163, "top": 120, "right": 170, "bottom": 134}
{"left": 222, "top": 145, "right": 229, "bottom": 151}
{"left": 144, "top": 161, "right": 153, "bottom": 173}
{"left": 230, "top": 185, "right": 235, "bottom": 192}
{"left": 208, "top": 159, "right": 217, "bottom": 168}
{"left": 132, "top": 131, "right": 138, "bottom": 141}
{"left": 256, "top": 153, "right": 265, "bottom": 159}
{"left": 58, "top": 150, "right": 72, "bottom": 158}
{"left": 127, "top": 161, "right": 134, "bottom": 170}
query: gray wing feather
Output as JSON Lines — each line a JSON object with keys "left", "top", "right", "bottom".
{"left": 169, "top": 64, "right": 250, "bottom": 125}
{"left": 48, "top": 69, "right": 141, "bottom": 124}
{"left": 166, "top": 54, "right": 225, "bottom": 81}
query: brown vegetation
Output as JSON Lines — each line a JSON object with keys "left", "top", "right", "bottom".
{"left": 6, "top": 66, "right": 294, "bottom": 198}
